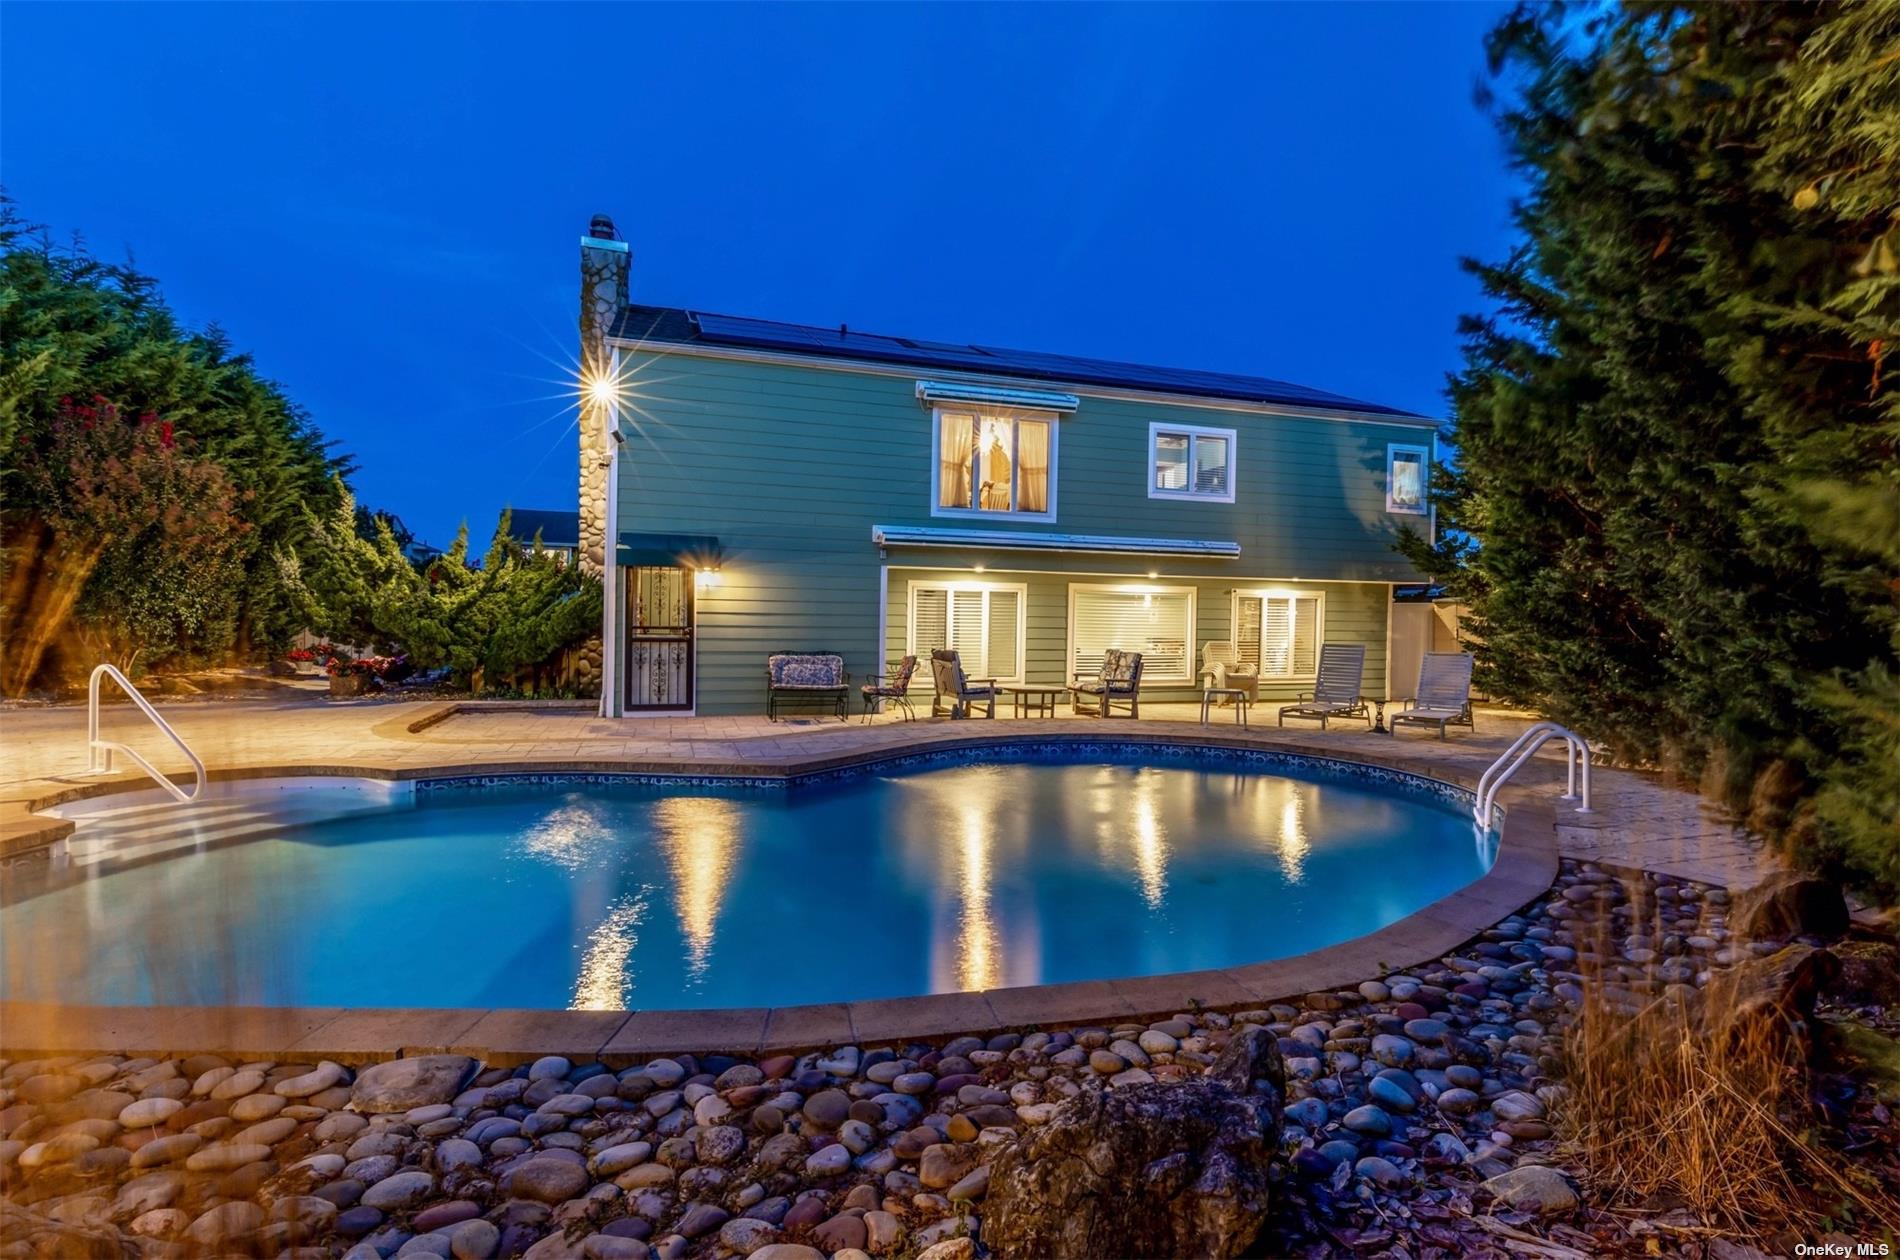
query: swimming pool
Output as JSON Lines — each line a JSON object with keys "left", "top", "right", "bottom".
{"left": 2, "top": 746, "right": 1493, "bottom": 1011}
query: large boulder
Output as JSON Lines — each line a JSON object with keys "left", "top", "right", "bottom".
{"left": 984, "top": 1025, "right": 1283, "bottom": 1260}
{"left": 350, "top": 1056, "right": 477, "bottom": 1114}
{"left": 1733, "top": 872, "right": 1849, "bottom": 942}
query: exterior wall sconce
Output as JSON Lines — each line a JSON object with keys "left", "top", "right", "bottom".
{"left": 695, "top": 567, "right": 721, "bottom": 591}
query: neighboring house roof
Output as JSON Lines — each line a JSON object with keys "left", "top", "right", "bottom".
{"left": 608, "top": 304, "right": 1424, "bottom": 419}
{"left": 503, "top": 508, "right": 580, "bottom": 550}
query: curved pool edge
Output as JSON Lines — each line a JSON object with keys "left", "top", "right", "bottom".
{"left": 0, "top": 728, "right": 1561, "bottom": 1063}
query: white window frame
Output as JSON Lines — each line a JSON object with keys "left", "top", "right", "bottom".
{"left": 929, "top": 406, "right": 1058, "bottom": 522}
{"left": 1066, "top": 583, "right": 1198, "bottom": 686}
{"left": 906, "top": 579, "right": 1029, "bottom": 685}
{"left": 1233, "top": 588, "right": 1326, "bottom": 681}
{"left": 1147, "top": 422, "right": 1237, "bottom": 503}
{"left": 1386, "top": 442, "right": 1429, "bottom": 515}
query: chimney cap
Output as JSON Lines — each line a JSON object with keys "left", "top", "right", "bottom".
{"left": 588, "top": 214, "right": 618, "bottom": 241}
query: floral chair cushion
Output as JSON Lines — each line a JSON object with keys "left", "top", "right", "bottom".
{"left": 1075, "top": 650, "right": 1143, "bottom": 694}
{"left": 863, "top": 655, "right": 918, "bottom": 697}
{"left": 769, "top": 654, "right": 845, "bottom": 688}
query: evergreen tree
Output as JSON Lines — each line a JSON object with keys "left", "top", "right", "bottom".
{"left": 1406, "top": 3, "right": 1899, "bottom": 894}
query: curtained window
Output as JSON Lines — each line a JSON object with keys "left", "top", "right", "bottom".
{"left": 934, "top": 408, "right": 1055, "bottom": 517}
{"left": 1387, "top": 444, "right": 1428, "bottom": 514}
{"left": 1235, "top": 591, "right": 1324, "bottom": 679}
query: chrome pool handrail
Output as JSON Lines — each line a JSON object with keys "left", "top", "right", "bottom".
{"left": 1474, "top": 720, "right": 1591, "bottom": 827}
{"left": 80, "top": 663, "right": 205, "bottom": 804}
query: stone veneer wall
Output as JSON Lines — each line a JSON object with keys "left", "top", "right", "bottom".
{"left": 578, "top": 234, "right": 630, "bottom": 575}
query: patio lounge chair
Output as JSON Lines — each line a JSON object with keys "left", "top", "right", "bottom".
{"left": 1070, "top": 649, "right": 1144, "bottom": 718}
{"left": 765, "top": 652, "right": 850, "bottom": 722}
{"left": 929, "top": 649, "right": 997, "bottom": 719}
{"left": 860, "top": 655, "right": 919, "bottom": 722}
{"left": 1278, "top": 642, "right": 1370, "bottom": 730}
{"left": 1390, "top": 651, "right": 1476, "bottom": 739}
{"left": 1199, "top": 640, "right": 1259, "bottom": 701}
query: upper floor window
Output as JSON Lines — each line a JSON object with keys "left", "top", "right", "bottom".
{"left": 933, "top": 408, "right": 1055, "bottom": 519}
{"left": 1387, "top": 443, "right": 1429, "bottom": 514}
{"left": 1149, "top": 423, "right": 1235, "bottom": 503}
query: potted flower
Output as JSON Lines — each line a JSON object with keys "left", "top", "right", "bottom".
{"left": 326, "top": 655, "right": 374, "bottom": 698}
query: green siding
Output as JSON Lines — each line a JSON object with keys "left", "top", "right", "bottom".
{"left": 611, "top": 350, "right": 1424, "bottom": 714}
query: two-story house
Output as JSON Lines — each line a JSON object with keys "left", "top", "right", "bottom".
{"left": 575, "top": 216, "right": 1438, "bottom": 718}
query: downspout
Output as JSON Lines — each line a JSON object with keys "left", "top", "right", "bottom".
{"left": 600, "top": 346, "right": 624, "bottom": 718}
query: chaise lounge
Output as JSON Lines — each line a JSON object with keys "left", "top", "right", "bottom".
{"left": 1278, "top": 642, "right": 1371, "bottom": 729}
{"left": 1390, "top": 651, "right": 1476, "bottom": 739}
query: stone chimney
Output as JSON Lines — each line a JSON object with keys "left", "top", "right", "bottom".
{"left": 579, "top": 214, "right": 631, "bottom": 573}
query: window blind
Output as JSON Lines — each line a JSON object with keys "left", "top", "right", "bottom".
{"left": 1240, "top": 593, "right": 1322, "bottom": 678}
{"left": 910, "top": 584, "right": 1023, "bottom": 682}
{"left": 1071, "top": 589, "right": 1193, "bottom": 683}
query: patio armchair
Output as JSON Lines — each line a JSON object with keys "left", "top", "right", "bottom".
{"left": 860, "top": 655, "right": 919, "bottom": 723}
{"left": 1277, "top": 642, "right": 1370, "bottom": 730}
{"left": 1199, "top": 640, "right": 1259, "bottom": 701}
{"left": 1389, "top": 651, "right": 1476, "bottom": 739}
{"left": 929, "top": 649, "right": 998, "bottom": 719}
{"left": 1070, "top": 649, "right": 1144, "bottom": 718}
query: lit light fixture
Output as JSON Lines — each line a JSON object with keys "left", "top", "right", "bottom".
{"left": 973, "top": 564, "right": 986, "bottom": 573}
{"left": 587, "top": 374, "right": 618, "bottom": 406}
{"left": 1147, "top": 570, "right": 1158, "bottom": 579}
{"left": 695, "top": 567, "right": 721, "bottom": 590}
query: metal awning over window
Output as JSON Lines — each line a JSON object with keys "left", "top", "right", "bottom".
{"left": 616, "top": 532, "right": 723, "bottom": 568}
{"left": 915, "top": 380, "right": 1080, "bottom": 413}
{"left": 872, "top": 523, "right": 1239, "bottom": 559}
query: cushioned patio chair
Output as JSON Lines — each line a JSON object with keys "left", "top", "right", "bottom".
{"left": 1278, "top": 642, "right": 1370, "bottom": 730}
{"left": 1199, "top": 640, "right": 1259, "bottom": 701}
{"left": 929, "top": 649, "right": 997, "bottom": 719}
{"left": 860, "top": 655, "right": 919, "bottom": 723}
{"left": 1390, "top": 651, "right": 1476, "bottom": 739}
{"left": 1070, "top": 649, "right": 1144, "bottom": 718}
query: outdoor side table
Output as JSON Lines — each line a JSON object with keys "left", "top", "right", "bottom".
{"left": 1201, "top": 688, "right": 1251, "bottom": 726}
{"left": 1002, "top": 683, "right": 1063, "bottom": 718}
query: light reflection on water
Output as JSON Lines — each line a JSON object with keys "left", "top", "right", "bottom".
{"left": 2, "top": 759, "right": 1489, "bottom": 1011}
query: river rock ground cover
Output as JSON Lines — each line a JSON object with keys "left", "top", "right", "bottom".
{"left": 2, "top": 860, "right": 1895, "bottom": 1260}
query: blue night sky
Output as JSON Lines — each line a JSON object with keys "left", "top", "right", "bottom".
{"left": 3, "top": 2, "right": 1514, "bottom": 551}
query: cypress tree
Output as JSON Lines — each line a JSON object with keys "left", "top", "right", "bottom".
{"left": 1406, "top": 2, "right": 1899, "bottom": 894}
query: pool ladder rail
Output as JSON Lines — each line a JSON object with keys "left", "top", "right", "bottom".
{"left": 79, "top": 663, "right": 206, "bottom": 805}
{"left": 1474, "top": 721, "right": 1592, "bottom": 828}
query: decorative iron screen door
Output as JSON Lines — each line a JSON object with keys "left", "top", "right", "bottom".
{"left": 627, "top": 566, "right": 694, "bottom": 711}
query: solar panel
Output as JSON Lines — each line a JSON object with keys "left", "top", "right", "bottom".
{"left": 687, "top": 311, "right": 1412, "bottom": 416}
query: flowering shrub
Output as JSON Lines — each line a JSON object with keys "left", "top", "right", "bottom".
{"left": 324, "top": 653, "right": 411, "bottom": 682}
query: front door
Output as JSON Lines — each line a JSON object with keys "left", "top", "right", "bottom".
{"left": 627, "top": 565, "right": 694, "bottom": 711}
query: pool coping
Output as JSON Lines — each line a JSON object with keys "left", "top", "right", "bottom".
{"left": 0, "top": 728, "right": 1562, "bottom": 1064}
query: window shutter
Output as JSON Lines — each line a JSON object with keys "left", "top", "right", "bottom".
{"left": 1071, "top": 589, "right": 1193, "bottom": 682}
{"left": 1255, "top": 593, "right": 1322, "bottom": 678}
{"left": 949, "top": 589, "right": 986, "bottom": 668}
{"left": 986, "top": 589, "right": 1020, "bottom": 681}
{"left": 913, "top": 587, "right": 949, "bottom": 660}
{"left": 1290, "top": 596, "right": 1318, "bottom": 676}
{"left": 1235, "top": 596, "right": 1263, "bottom": 671}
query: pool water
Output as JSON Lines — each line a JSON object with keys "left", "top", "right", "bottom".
{"left": 1, "top": 754, "right": 1492, "bottom": 1010}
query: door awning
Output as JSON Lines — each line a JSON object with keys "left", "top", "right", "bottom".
{"left": 616, "top": 532, "right": 724, "bottom": 567}
{"left": 872, "top": 524, "right": 1239, "bottom": 559}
